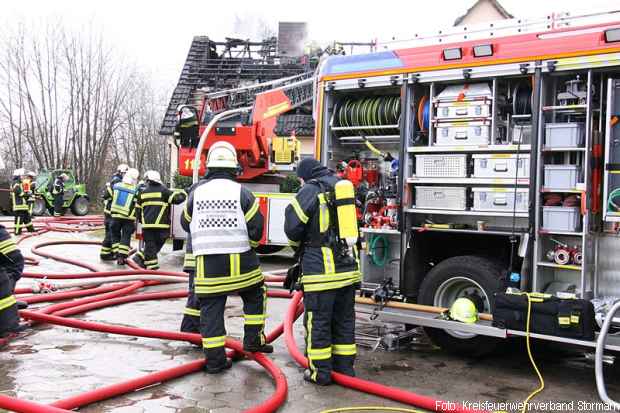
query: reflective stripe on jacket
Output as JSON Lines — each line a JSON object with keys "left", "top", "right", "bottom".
{"left": 284, "top": 173, "right": 360, "bottom": 292}
{"left": 136, "top": 182, "right": 186, "bottom": 229}
{"left": 11, "top": 183, "right": 29, "bottom": 212}
{"left": 181, "top": 171, "right": 264, "bottom": 296}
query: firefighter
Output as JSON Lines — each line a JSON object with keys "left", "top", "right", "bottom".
{"left": 174, "top": 105, "right": 199, "bottom": 147}
{"left": 284, "top": 157, "right": 361, "bottom": 385}
{"left": 110, "top": 168, "right": 140, "bottom": 265}
{"left": 133, "top": 171, "right": 186, "bottom": 270}
{"left": 52, "top": 173, "right": 69, "bottom": 217}
{"left": 179, "top": 181, "right": 203, "bottom": 334}
{"left": 11, "top": 169, "right": 34, "bottom": 235}
{"left": 24, "top": 171, "right": 37, "bottom": 217}
{"left": 100, "top": 164, "right": 128, "bottom": 260}
{"left": 181, "top": 141, "right": 272, "bottom": 374}
{"left": 0, "top": 224, "right": 27, "bottom": 337}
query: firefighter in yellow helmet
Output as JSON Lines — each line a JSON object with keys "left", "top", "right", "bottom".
{"left": 181, "top": 141, "right": 272, "bottom": 374}
{"left": 284, "top": 158, "right": 361, "bottom": 385}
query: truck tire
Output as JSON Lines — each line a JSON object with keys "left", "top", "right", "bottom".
{"left": 32, "top": 198, "right": 48, "bottom": 216}
{"left": 418, "top": 255, "right": 503, "bottom": 357}
{"left": 255, "top": 245, "right": 285, "bottom": 255}
{"left": 70, "top": 197, "right": 89, "bottom": 216}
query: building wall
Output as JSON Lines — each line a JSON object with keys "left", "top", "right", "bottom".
{"left": 456, "top": 0, "right": 509, "bottom": 26}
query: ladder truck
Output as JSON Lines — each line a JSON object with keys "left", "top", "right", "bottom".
{"left": 173, "top": 73, "right": 316, "bottom": 253}
{"left": 313, "top": 9, "right": 620, "bottom": 397}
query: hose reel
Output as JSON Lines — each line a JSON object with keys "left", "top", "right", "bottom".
{"left": 333, "top": 96, "right": 401, "bottom": 137}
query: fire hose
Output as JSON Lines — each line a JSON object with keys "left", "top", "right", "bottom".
{"left": 0, "top": 216, "right": 491, "bottom": 413}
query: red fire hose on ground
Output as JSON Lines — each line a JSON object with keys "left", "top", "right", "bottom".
{"left": 0, "top": 216, "right": 490, "bottom": 413}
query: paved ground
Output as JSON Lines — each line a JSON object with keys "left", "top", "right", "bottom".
{"left": 1, "top": 230, "right": 620, "bottom": 413}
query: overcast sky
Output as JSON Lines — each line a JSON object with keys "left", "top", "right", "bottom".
{"left": 2, "top": 0, "right": 619, "bottom": 93}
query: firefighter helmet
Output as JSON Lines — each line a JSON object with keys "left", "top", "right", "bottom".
{"left": 123, "top": 168, "right": 139, "bottom": 185}
{"left": 13, "top": 168, "right": 25, "bottom": 177}
{"left": 144, "top": 170, "right": 162, "bottom": 184}
{"left": 26, "top": 171, "right": 36, "bottom": 178}
{"left": 59, "top": 173, "right": 69, "bottom": 181}
{"left": 206, "top": 141, "right": 238, "bottom": 169}
{"left": 449, "top": 298, "right": 479, "bottom": 324}
{"left": 117, "top": 164, "right": 129, "bottom": 175}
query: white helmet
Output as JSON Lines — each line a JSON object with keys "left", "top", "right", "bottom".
{"left": 144, "top": 170, "right": 162, "bottom": 184}
{"left": 13, "top": 168, "right": 25, "bottom": 177}
{"left": 117, "top": 164, "right": 129, "bottom": 174}
{"left": 26, "top": 171, "right": 37, "bottom": 178}
{"left": 122, "top": 168, "right": 140, "bottom": 185}
{"left": 206, "top": 141, "right": 238, "bottom": 169}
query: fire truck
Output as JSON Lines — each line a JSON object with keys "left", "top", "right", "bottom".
{"left": 313, "top": 9, "right": 620, "bottom": 373}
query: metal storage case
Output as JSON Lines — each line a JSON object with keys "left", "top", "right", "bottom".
{"left": 542, "top": 206, "right": 581, "bottom": 232}
{"left": 472, "top": 154, "right": 530, "bottom": 178}
{"left": 415, "top": 154, "right": 467, "bottom": 177}
{"left": 436, "top": 101, "right": 491, "bottom": 120}
{"left": 415, "top": 186, "right": 467, "bottom": 210}
{"left": 543, "top": 165, "right": 581, "bottom": 189}
{"left": 544, "top": 122, "right": 585, "bottom": 148}
{"left": 472, "top": 188, "right": 528, "bottom": 212}
{"left": 435, "top": 121, "right": 490, "bottom": 146}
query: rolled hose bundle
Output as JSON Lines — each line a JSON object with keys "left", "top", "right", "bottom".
{"left": 333, "top": 96, "right": 401, "bottom": 137}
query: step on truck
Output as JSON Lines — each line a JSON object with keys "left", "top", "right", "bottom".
{"left": 313, "top": 9, "right": 620, "bottom": 365}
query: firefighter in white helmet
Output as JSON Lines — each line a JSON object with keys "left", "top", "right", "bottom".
{"left": 284, "top": 158, "right": 361, "bottom": 385}
{"left": 100, "top": 164, "right": 129, "bottom": 260}
{"left": 51, "top": 173, "right": 70, "bottom": 217}
{"left": 10, "top": 169, "right": 34, "bottom": 235}
{"left": 181, "top": 141, "right": 272, "bottom": 374}
{"left": 132, "top": 170, "right": 186, "bottom": 270}
{"left": 110, "top": 168, "right": 139, "bottom": 265}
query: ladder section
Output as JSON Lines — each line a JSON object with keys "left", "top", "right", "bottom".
{"left": 532, "top": 70, "right": 598, "bottom": 298}
{"left": 205, "top": 72, "right": 314, "bottom": 114}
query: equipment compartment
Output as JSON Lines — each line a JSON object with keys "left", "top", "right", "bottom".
{"left": 472, "top": 187, "right": 528, "bottom": 212}
{"left": 472, "top": 154, "right": 530, "bottom": 179}
{"left": 415, "top": 154, "right": 467, "bottom": 178}
{"left": 544, "top": 123, "right": 585, "bottom": 148}
{"left": 435, "top": 121, "right": 490, "bottom": 146}
{"left": 415, "top": 186, "right": 467, "bottom": 210}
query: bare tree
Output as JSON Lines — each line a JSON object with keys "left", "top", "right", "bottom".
{"left": 0, "top": 20, "right": 171, "bottom": 197}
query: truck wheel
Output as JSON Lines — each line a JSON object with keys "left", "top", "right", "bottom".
{"left": 172, "top": 239, "right": 184, "bottom": 251}
{"left": 255, "top": 245, "right": 285, "bottom": 255}
{"left": 70, "top": 197, "right": 89, "bottom": 216}
{"left": 32, "top": 198, "right": 48, "bottom": 216}
{"left": 418, "top": 255, "right": 503, "bottom": 357}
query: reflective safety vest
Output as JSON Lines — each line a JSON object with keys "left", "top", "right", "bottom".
{"left": 11, "top": 183, "right": 29, "bottom": 212}
{"left": 189, "top": 179, "right": 250, "bottom": 256}
{"left": 111, "top": 183, "right": 137, "bottom": 220}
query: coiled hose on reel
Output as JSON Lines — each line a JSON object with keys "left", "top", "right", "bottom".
{"left": 333, "top": 96, "right": 401, "bottom": 137}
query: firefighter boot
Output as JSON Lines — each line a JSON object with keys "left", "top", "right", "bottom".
{"left": 205, "top": 358, "right": 232, "bottom": 375}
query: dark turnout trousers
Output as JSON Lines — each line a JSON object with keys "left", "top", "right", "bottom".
{"left": 110, "top": 219, "right": 135, "bottom": 258}
{"left": 199, "top": 283, "right": 267, "bottom": 369}
{"left": 0, "top": 270, "right": 19, "bottom": 336}
{"left": 304, "top": 284, "right": 357, "bottom": 384}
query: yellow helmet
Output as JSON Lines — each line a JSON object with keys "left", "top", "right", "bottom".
{"left": 449, "top": 298, "right": 478, "bottom": 324}
{"left": 207, "top": 141, "right": 238, "bottom": 169}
